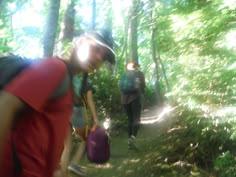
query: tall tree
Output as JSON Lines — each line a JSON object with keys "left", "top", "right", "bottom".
{"left": 129, "top": 0, "right": 139, "bottom": 64}
{"left": 117, "top": 6, "right": 130, "bottom": 68}
{"left": 91, "top": 0, "right": 96, "bottom": 30}
{"left": 43, "top": 0, "right": 61, "bottom": 57}
{"left": 61, "top": 0, "right": 75, "bottom": 41}
{"left": 57, "top": 0, "right": 76, "bottom": 55}
{"left": 150, "top": 0, "right": 166, "bottom": 105}
{"left": 103, "top": 0, "right": 113, "bottom": 32}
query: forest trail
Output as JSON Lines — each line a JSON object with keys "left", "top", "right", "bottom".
{"left": 69, "top": 105, "right": 236, "bottom": 177}
{"left": 70, "top": 105, "right": 176, "bottom": 177}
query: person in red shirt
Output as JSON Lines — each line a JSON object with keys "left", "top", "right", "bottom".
{"left": 0, "top": 30, "right": 115, "bottom": 177}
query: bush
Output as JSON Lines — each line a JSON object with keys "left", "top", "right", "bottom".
{"left": 91, "top": 69, "right": 123, "bottom": 118}
{"left": 160, "top": 106, "right": 236, "bottom": 172}
{"left": 214, "top": 151, "right": 236, "bottom": 177}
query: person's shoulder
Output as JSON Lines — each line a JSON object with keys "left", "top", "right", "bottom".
{"left": 73, "top": 75, "right": 82, "bottom": 83}
{"left": 136, "top": 70, "right": 144, "bottom": 75}
{"left": 35, "top": 57, "right": 67, "bottom": 73}
{"left": 43, "top": 57, "right": 66, "bottom": 67}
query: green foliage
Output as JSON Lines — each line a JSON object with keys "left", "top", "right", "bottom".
{"left": 0, "top": 0, "right": 234, "bottom": 175}
{"left": 0, "top": 37, "right": 12, "bottom": 53}
{"left": 164, "top": 51, "right": 236, "bottom": 107}
{"left": 0, "top": 0, "right": 44, "bottom": 55}
{"left": 91, "top": 68, "right": 122, "bottom": 119}
{"left": 214, "top": 151, "right": 236, "bottom": 177}
{"left": 155, "top": 106, "right": 236, "bottom": 172}
{"left": 0, "top": 0, "right": 234, "bottom": 110}
{"left": 172, "top": 0, "right": 213, "bottom": 14}
{"left": 143, "top": 83, "right": 159, "bottom": 107}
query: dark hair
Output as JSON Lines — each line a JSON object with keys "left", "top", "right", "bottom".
{"left": 80, "top": 73, "right": 88, "bottom": 96}
{"left": 86, "top": 29, "right": 116, "bottom": 64}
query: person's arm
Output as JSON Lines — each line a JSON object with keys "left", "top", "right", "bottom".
{"left": 0, "top": 91, "right": 26, "bottom": 162}
{"left": 140, "top": 71, "right": 146, "bottom": 94}
{"left": 86, "top": 90, "right": 99, "bottom": 126}
{"left": 0, "top": 58, "right": 68, "bottom": 162}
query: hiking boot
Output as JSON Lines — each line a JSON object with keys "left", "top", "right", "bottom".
{"left": 128, "top": 140, "right": 132, "bottom": 149}
{"left": 128, "top": 135, "right": 138, "bottom": 150}
{"left": 68, "top": 163, "right": 86, "bottom": 176}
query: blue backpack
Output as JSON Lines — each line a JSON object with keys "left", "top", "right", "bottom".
{"left": 120, "top": 70, "right": 140, "bottom": 94}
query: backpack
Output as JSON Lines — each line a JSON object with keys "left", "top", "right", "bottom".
{"left": 120, "top": 70, "right": 141, "bottom": 94}
{"left": 86, "top": 127, "right": 110, "bottom": 164}
{"left": 0, "top": 54, "right": 71, "bottom": 98}
{"left": 0, "top": 55, "right": 34, "bottom": 89}
{"left": 0, "top": 54, "right": 71, "bottom": 176}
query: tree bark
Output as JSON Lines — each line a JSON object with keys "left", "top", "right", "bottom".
{"left": 61, "top": 0, "right": 75, "bottom": 41}
{"left": 57, "top": 0, "right": 75, "bottom": 54}
{"left": 91, "top": 0, "right": 96, "bottom": 30}
{"left": 130, "top": 0, "right": 139, "bottom": 64}
{"left": 150, "top": 0, "right": 164, "bottom": 106}
{"left": 43, "top": 0, "right": 61, "bottom": 57}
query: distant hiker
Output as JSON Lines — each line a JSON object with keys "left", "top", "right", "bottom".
{"left": 0, "top": 29, "right": 115, "bottom": 177}
{"left": 120, "top": 61, "right": 146, "bottom": 149}
{"left": 60, "top": 73, "right": 100, "bottom": 177}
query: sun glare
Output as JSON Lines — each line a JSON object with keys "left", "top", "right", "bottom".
{"left": 76, "top": 41, "right": 90, "bottom": 62}
{"left": 225, "top": 30, "right": 236, "bottom": 49}
{"left": 112, "top": 0, "right": 132, "bottom": 25}
{"left": 13, "top": 10, "right": 42, "bottom": 28}
{"left": 216, "top": 29, "right": 236, "bottom": 52}
{"left": 221, "top": 0, "right": 236, "bottom": 10}
{"left": 12, "top": 0, "right": 44, "bottom": 28}
{"left": 141, "top": 106, "right": 175, "bottom": 124}
{"left": 10, "top": 0, "right": 44, "bottom": 58}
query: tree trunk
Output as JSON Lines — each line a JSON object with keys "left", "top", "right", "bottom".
{"left": 43, "top": 0, "right": 61, "bottom": 57}
{"left": 91, "top": 0, "right": 96, "bottom": 30}
{"left": 130, "top": 0, "right": 139, "bottom": 64}
{"left": 157, "top": 45, "right": 171, "bottom": 94}
{"left": 104, "top": 0, "right": 113, "bottom": 33}
{"left": 57, "top": 0, "right": 75, "bottom": 54}
{"left": 151, "top": 27, "right": 163, "bottom": 106}
{"left": 61, "top": 0, "right": 75, "bottom": 41}
{"left": 150, "top": 0, "right": 164, "bottom": 106}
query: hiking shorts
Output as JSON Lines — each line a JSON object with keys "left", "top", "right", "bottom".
{"left": 71, "top": 106, "right": 86, "bottom": 128}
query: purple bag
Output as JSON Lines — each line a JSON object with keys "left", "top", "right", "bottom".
{"left": 86, "top": 127, "right": 110, "bottom": 163}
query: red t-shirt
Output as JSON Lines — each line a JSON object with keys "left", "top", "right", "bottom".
{"left": 0, "top": 58, "right": 73, "bottom": 177}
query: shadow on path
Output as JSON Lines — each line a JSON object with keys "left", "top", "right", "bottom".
{"left": 69, "top": 105, "right": 178, "bottom": 177}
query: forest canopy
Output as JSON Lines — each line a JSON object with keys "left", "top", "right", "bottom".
{"left": 0, "top": 0, "right": 235, "bottom": 111}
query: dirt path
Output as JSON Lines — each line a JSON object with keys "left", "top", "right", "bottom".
{"left": 70, "top": 105, "right": 176, "bottom": 177}
{"left": 68, "top": 105, "right": 236, "bottom": 177}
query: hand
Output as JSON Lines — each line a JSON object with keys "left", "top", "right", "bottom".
{"left": 53, "top": 167, "right": 68, "bottom": 177}
{"left": 94, "top": 119, "right": 100, "bottom": 126}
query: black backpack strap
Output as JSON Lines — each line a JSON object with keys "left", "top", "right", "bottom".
{"left": 50, "top": 58, "right": 74, "bottom": 100}
{"left": 11, "top": 135, "right": 22, "bottom": 176}
{"left": 50, "top": 70, "right": 71, "bottom": 99}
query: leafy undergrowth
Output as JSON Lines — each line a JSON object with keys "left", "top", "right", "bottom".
{"left": 70, "top": 106, "right": 236, "bottom": 177}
